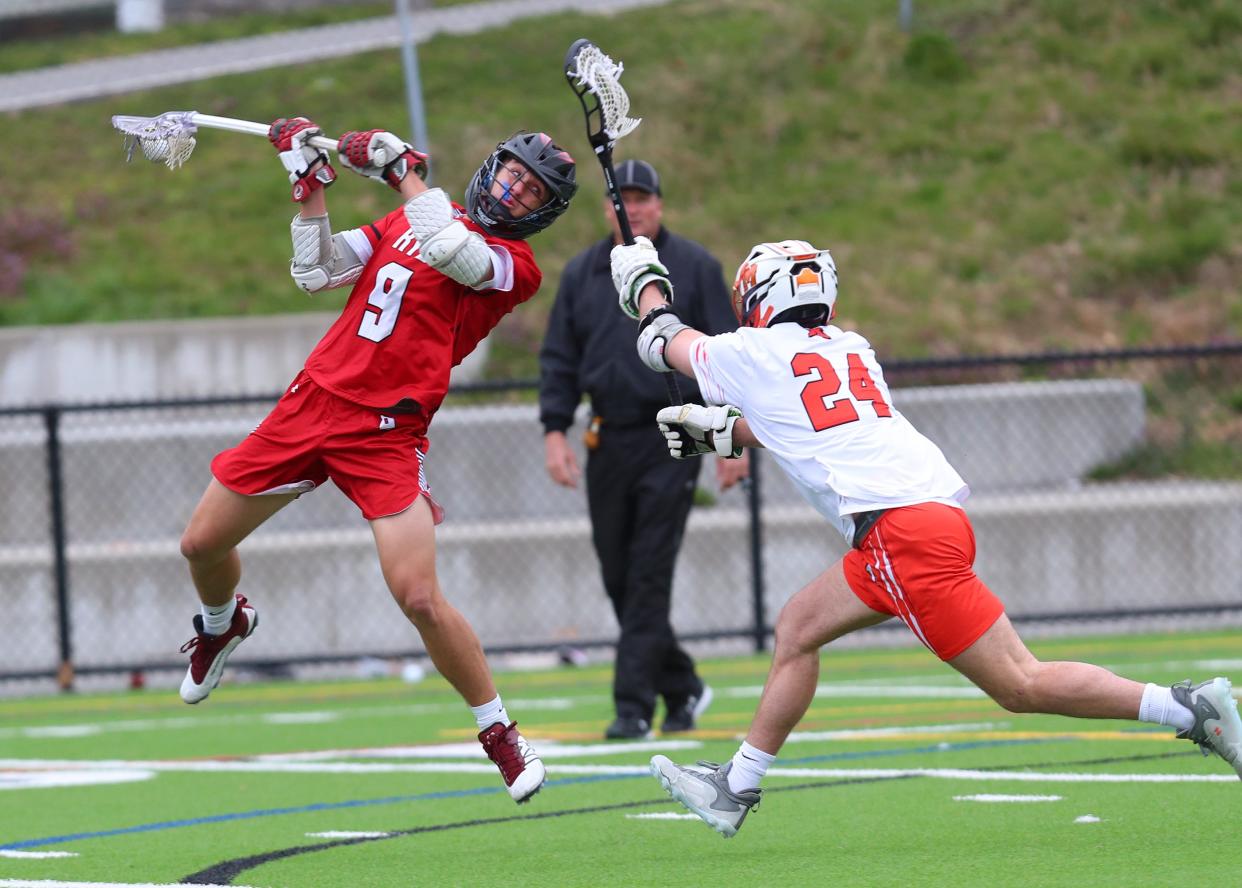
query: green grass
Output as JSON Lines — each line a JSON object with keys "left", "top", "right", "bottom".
{"left": 1, "top": 0, "right": 1240, "bottom": 380}
{"left": 1, "top": 629, "right": 1240, "bottom": 886}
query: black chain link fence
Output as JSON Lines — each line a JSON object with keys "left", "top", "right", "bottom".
{"left": 3, "top": 344, "right": 1240, "bottom": 692}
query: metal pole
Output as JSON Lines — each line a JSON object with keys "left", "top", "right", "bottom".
{"left": 899, "top": 0, "right": 914, "bottom": 32}
{"left": 43, "top": 407, "right": 74, "bottom": 691}
{"left": 746, "top": 452, "right": 767, "bottom": 652}
{"left": 395, "top": 0, "right": 431, "bottom": 182}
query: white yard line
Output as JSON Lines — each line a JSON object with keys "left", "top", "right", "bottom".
{"left": 2, "top": 758, "right": 1233, "bottom": 783}
{"left": 763, "top": 766, "right": 1237, "bottom": 783}
{"left": 725, "top": 684, "right": 988, "bottom": 699}
{"left": 0, "top": 697, "right": 607, "bottom": 741}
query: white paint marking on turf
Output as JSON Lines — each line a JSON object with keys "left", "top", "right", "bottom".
{"left": 786, "top": 722, "right": 1000, "bottom": 742}
{"left": 625, "top": 812, "right": 701, "bottom": 820}
{"left": 0, "top": 759, "right": 651, "bottom": 777}
{"left": 261, "top": 712, "right": 339, "bottom": 725}
{"left": 497, "top": 698, "right": 579, "bottom": 710}
{"left": 3, "top": 759, "right": 1235, "bottom": 785}
{"left": 19, "top": 726, "right": 101, "bottom": 739}
{"left": 0, "top": 697, "right": 609, "bottom": 742}
{"left": 0, "top": 769, "right": 155, "bottom": 790}
{"left": 1075, "top": 815, "right": 1102, "bottom": 823}
{"left": 726, "top": 684, "right": 987, "bottom": 699}
{"left": 763, "top": 767, "right": 1237, "bottom": 783}
{"left": 0, "top": 850, "right": 79, "bottom": 858}
{"left": 0, "top": 881, "right": 260, "bottom": 887}
{"left": 254, "top": 738, "right": 701, "bottom": 762}
{"left": 305, "top": 831, "right": 391, "bottom": 839}
{"left": 953, "top": 794, "right": 1063, "bottom": 803}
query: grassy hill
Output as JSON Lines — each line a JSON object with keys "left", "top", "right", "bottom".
{"left": 1, "top": 0, "right": 1239, "bottom": 377}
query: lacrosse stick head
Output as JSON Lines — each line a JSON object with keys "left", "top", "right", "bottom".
{"left": 564, "top": 39, "right": 641, "bottom": 150}
{"left": 111, "top": 112, "right": 200, "bottom": 170}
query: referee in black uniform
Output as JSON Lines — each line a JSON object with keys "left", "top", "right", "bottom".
{"left": 539, "top": 159, "right": 748, "bottom": 739}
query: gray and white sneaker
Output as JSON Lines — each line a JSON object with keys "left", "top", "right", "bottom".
{"left": 1171, "top": 677, "right": 1242, "bottom": 780}
{"left": 650, "top": 755, "right": 761, "bottom": 838}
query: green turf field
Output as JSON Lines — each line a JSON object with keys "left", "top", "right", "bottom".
{"left": 2, "top": 630, "right": 1240, "bottom": 887}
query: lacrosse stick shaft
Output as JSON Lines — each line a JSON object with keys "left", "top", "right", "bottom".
{"left": 565, "top": 39, "right": 682, "bottom": 405}
{"left": 188, "top": 113, "right": 338, "bottom": 152}
{"left": 596, "top": 146, "right": 636, "bottom": 245}
{"left": 603, "top": 153, "right": 681, "bottom": 405}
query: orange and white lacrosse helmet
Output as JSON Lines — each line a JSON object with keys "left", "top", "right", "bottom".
{"left": 731, "top": 240, "right": 838, "bottom": 328}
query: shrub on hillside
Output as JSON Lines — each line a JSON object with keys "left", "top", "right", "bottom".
{"left": 0, "top": 211, "right": 75, "bottom": 300}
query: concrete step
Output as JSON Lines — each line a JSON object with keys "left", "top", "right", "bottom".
{"left": 3, "top": 480, "right": 1238, "bottom": 672}
{"left": 0, "top": 378, "right": 1145, "bottom": 542}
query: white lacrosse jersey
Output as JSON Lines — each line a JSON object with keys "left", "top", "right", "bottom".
{"left": 688, "top": 323, "right": 969, "bottom": 543}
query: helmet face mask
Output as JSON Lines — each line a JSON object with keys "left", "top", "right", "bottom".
{"left": 731, "top": 240, "right": 838, "bottom": 329}
{"left": 465, "top": 132, "right": 577, "bottom": 240}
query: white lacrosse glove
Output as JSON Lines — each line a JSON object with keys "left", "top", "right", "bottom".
{"left": 611, "top": 236, "right": 673, "bottom": 320}
{"left": 268, "top": 117, "right": 336, "bottom": 203}
{"left": 656, "top": 404, "right": 744, "bottom": 460}
{"left": 337, "top": 129, "right": 429, "bottom": 190}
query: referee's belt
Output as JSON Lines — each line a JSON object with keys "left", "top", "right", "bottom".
{"left": 851, "top": 509, "right": 888, "bottom": 550}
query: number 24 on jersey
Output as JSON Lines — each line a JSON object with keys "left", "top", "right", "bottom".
{"left": 791, "top": 351, "right": 892, "bottom": 431}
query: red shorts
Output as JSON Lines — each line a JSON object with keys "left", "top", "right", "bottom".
{"left": 211, "top": 370, "right": 444, "bottom": 523}
{"left": 843, "top": 502, "right": 1003, "bottom": 660}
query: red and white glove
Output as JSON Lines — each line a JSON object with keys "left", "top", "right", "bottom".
{"left": 337, "top": 130, "right": 429, "bottom": 190}
{"left": 268, "top": 117, "right": 336, "bottom": 203}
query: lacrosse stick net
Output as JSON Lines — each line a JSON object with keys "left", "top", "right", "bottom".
{"left": 565, "top": 41, "right": 641, "bottom": 150}
{"left": 113, "top": 111, "right": 200, "bottom": 169}
{"left": 564, "top": 39, "right": 682, "bottom": 405}
{"left": 111, "top": 111, "right": 340, "bottom": 170}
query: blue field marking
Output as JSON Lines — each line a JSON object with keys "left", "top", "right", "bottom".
{"left": 0, "top": 735, "right": 1068, "bottom": 851}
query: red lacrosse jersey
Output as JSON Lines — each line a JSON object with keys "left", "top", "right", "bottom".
{"left": 303, "top": 203, "right": 541, "bottom": 425}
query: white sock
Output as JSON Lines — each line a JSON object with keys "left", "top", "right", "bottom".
{"left": 201, "top": 598, "right": 237, "bottom": 636}
{"left": 728, "top": 741, "right": 775, "bottom": 794}
{"left": 1138, "top": 682, "right": 1194, "bottom": 732}
{"left": 471, "top": 696, "right": 511, "bottom": 732}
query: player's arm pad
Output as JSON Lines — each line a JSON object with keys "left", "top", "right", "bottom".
{"left": 418, "top": 219, "right": 493, "bottom": 288}
{"left": 636, "top": 307, "right": 691, "bottom": 373}
{"left": 289, "top": 213, "right": 365, "bottom": 293}
{"left": 402, "top": 187, "right": 492, "bottom": 287}
{"left": 403, "top": 187, "right": 455, "bottom": 240}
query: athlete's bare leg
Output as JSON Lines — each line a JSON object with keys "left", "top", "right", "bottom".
{"left": 371, "top": 496, "right": 496, "bottom": 706}
{"left": 949, "top": 614, "right": 1143, "bottom": 719}
{"left": 744, "top": 560, "right": 889, "bottom": 754}
{"left": 180, "top": 479, "right": 298, "bottom": 607}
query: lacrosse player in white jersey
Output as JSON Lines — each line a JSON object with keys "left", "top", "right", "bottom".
{"left": 607, "top": 236, "right": 1242, "bottom": 838}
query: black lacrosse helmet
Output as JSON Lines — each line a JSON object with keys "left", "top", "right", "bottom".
{"left": 465, "top": 131, "right": 577, "bottom": 239}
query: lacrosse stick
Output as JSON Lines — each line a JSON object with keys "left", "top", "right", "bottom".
{"left": 564, "top": 39, "right": 682, "bottom": 405}
{"left": 111, "top": 111, "right": 340, "bottom": 170}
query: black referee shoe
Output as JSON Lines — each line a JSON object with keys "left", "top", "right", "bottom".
{"left": 604, "top": 716, "right": 653, "bottom": 740}
{"left": 662, "top": 685, "right": 714, "bottom": 733}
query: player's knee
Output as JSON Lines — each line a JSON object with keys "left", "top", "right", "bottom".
{"left": 771, "top": 615, "right": 817, "bottom": 656}
{"left": 987, "top": 677, "right": 1041, "bottom": 714}
{"left": 179, "top": 528, "right": 228, "bottom": 565}
{"left": 394, "top": 581, "right": 442, "bottom": 626}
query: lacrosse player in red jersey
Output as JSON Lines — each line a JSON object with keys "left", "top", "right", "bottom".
{"left": 176, "top": 117, "right": 576, "bottom": 804}
{"left": 605, "top": 236, "right": 1242, "bottom": 837}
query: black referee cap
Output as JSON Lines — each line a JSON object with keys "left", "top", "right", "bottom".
{"left": 615, "top": 159, "right": 661, "bottom": 196}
